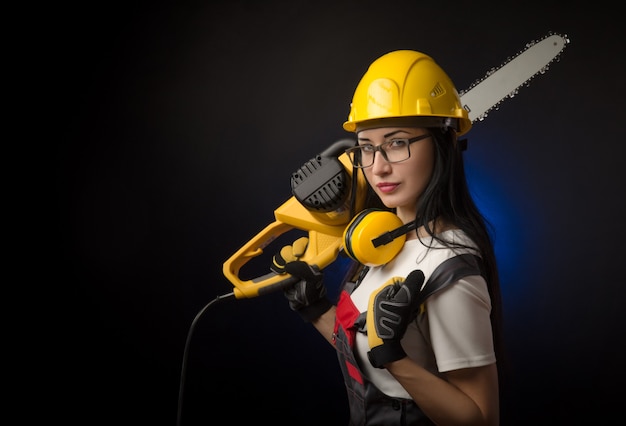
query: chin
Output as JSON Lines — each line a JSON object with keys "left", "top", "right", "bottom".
{"left": 376, "top": 192, "right": 399, "bottom": 207}
{"left": 379, "top": 197, "right": 399, "bottom": 209}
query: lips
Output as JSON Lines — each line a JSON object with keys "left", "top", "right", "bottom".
{"left": 376, "top": 182, "right": 399, "bottom": 194}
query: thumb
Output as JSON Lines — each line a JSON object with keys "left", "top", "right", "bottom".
{"left": 402, "top": 269, "right": 425, "bottom": 294}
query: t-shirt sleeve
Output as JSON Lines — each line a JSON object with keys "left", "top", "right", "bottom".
{"left": 425, "top": 275, "right": 496, "bottom": 372}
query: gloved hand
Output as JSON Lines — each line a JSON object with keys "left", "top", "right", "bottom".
{"left": 366, "top": 269, "right": 425, "bottom": 368}
{"left": 270, "top": 236, "right": 309, "bottom": 274}
{"left": 271, "top": 237, "right": 332, "bottom": 322}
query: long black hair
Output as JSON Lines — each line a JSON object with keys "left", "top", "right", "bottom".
{"left": 419, "top": 128, "right": 503, "bottom": 362}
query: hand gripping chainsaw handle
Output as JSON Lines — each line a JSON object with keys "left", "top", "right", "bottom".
{"left": 223, "top": 139, "right": 366, "bottom": 299}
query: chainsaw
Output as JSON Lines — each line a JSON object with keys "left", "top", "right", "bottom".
{"left": 223, "top": 32, "right": 569, "bottom": 299}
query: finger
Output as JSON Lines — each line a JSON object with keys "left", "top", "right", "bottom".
{"left": 291, "top": 237, "right": 309, "bottom": 258}
{"left": 403, "top": 270, "right": 425, "bottom": 293}
{"left": 271, "top": 245, "right": 295, "bottom": 273}
{"left": 284, "top": 260, "right": 319, "bottom": 281}
{"left": 271, "top": 252, "right": 287, "bottom": 273}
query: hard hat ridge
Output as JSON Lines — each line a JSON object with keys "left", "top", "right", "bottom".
{"left": 343, "top": 50, "right": 471, "bottom": 136}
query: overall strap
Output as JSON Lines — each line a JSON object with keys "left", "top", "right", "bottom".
{"left": 417, "top": 253, "right": 483, "bottom": 304}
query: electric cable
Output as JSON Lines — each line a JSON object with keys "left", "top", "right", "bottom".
{"left": 176, "top": 291, "right": 236, "bottom": 426}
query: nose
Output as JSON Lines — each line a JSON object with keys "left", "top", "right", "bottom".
{"left": 370, "top": 149, "right": 391, "bottom": 174}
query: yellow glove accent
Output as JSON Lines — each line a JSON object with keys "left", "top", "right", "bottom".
{"left": 271, "top": 237, "right": 309, "bottom": 273}
{"left": 366, "top": 276, "right": 405, "bottom": 350}
{"left": 365, "top": 269, "right": 424, "bottom": 368}
{"left": 291, "top": 236, "right": 309, "bottom": 258}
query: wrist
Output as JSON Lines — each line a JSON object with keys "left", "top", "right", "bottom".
{"left": 295, "top": 297, "right": 333, "bottom": 322}
{"left": 367, "top": 341, "right": 407, "bottom": 369}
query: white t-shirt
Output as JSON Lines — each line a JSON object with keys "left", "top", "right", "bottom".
{"left": 349, "top": 229, "right": 496, "bottom": 399}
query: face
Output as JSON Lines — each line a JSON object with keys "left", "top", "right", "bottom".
{"left": 357, "top": 127, "right": 434, "bottom": 221}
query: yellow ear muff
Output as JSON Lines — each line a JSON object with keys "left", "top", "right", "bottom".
{"left": 342, "top": 208, "right": 406, "bottom": 267}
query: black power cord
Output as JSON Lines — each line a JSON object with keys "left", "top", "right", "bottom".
{"left": 176, "top": 292, "right": 236, "bottom": 426}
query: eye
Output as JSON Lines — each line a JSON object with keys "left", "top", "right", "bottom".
{"left": 387, "top": 139, "right": 409, "bottom": 149}
{"left": 359, "top": 144, "right": 375, "bottom": 153}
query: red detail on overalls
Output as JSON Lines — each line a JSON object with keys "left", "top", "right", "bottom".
{"left": 335, "top": 290, "right": 360, "bottom": 347}
{"left": 345, "top": 360, "right": 364, "bottom": 385}
{"left": 335, "top": 289, "right": 364, "bottom": 385}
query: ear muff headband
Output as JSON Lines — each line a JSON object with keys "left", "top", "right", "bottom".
{"left": 343, "top": 208, "right": 415, "bottom": 267}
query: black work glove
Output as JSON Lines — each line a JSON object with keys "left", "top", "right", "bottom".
{"left": 271, "top": 237, "right": 332, "bottom": 322}
{"left": 366, "top": 270, "right": 425, "bottom": 368}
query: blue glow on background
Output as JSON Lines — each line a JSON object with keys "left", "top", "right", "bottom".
{"left": 464, "top": 151, "right": 525, "bottom": 301}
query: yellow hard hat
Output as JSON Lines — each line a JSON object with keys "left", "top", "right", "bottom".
{"left": 343, "top": 50, "right": 471, "bottom": 136}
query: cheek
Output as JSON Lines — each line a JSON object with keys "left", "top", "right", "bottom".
{"left": 409, "top": 163, "right": 433, "bottom": 194}
{"left": 409, "top": 147, "right": 435, "bottom": 190}
{"left": 417, "top": 155, "right": 435, "bottom": 179}
{"left": 412, "top": 141, "right": 435, "bottom": 172}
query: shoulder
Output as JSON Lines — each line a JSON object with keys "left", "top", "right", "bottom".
{"left": 429, "top": 275, "right": 490, "bottom": 307}
{"left": 409, "top": 231, "right": 478, "bottom": 272}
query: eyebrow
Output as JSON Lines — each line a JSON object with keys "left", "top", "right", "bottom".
{"left": 358, "top": 129, "right": 410, "bottom": 143}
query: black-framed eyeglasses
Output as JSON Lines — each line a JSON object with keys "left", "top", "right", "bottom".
{"left": 345, "top": 134, "right": 432, "bottom": 168}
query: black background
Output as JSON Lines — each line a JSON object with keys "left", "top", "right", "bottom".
{"left": 53, "top": 1, "right": 625, "bottom": 425}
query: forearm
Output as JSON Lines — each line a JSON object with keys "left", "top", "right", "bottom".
{"left": 385, "top": 358, "right": 499, "bottom": 426}
{"left": 311, "top": 305, "right": 337, "bottom": 345}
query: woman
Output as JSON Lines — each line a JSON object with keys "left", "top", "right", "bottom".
{"left": 272, "top": 50, "right": 504, "bottom": 425}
